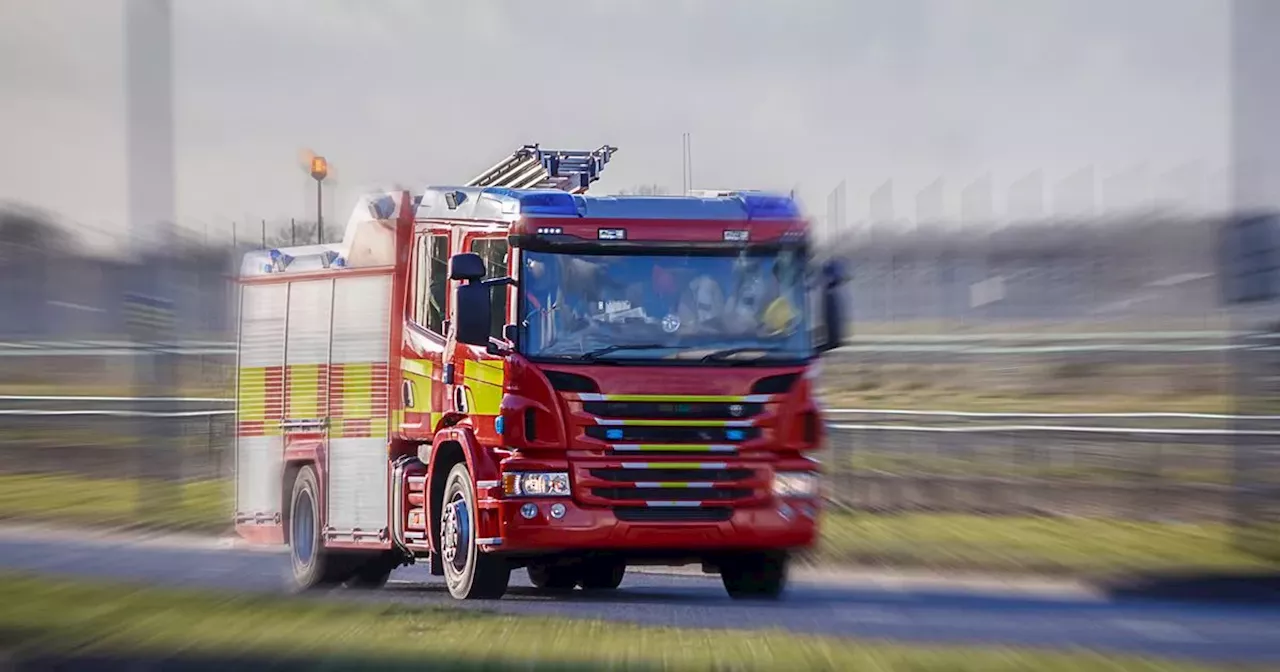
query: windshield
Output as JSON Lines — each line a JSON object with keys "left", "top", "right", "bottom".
{"left": 518, "top": 248, "right": 812, "bottom": 362}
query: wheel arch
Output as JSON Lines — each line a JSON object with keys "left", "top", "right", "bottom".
{"left": 426, "top": 426, "right": 502, "bottom": 553}
{"left": 281, "top": 439, "right": 326, "bottom": 544}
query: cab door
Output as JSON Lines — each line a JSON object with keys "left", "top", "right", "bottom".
{"left": 400, "top": 230, "right": 450, "bottom": 438}
{"left": 446, "top": 234, "right": 511, "bottom": 443}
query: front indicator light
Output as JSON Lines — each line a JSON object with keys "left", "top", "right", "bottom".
{"left": 772, "top": 472, "right": 819, "bottom": 498}
{"left": 503, "top": 472, "right": 571, "bottom": 497}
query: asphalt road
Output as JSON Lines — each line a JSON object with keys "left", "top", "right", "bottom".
{"left": 1, "top": 528, "right": 1280, "bottom": 664}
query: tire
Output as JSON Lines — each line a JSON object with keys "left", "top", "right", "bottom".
{"left": 289, "top": 465, "right": 354, "bottom": 590}
{"left": 721, "top": 552, "right": 788, "bottom": 600}
{"left": 347, "top": 551, "right": 399, "bottom": 590}
{"left": 440, "top": 462, "right": 510, "bottom": 599}
{"left": 528, "top": 563, "right": 578, "bottom": 592}
{"left": 578, "top": 559, "right": 625, "bottom": 591}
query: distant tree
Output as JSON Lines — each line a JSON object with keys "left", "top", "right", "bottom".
{"left": 262, "top": 220, "right": 345, "bottom": 249}
{"left": 618, "top": 184, "right": 670, "bottom": 196}
{"left": 0, "top": 204, "right": 71, "bottom": 260}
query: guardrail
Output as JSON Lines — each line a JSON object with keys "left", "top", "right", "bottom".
{"left": 0, "top": 397, "right": 1275, "bottom": 434}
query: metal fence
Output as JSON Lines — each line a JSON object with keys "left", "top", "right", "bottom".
{"left": 2, "top": 212, "right": 1277, "bottom": 537}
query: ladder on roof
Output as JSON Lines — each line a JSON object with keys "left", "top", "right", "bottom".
{"left": 467, "top": 144, "right": 617, "bottom": 194}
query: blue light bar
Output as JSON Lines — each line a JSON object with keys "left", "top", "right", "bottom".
{"left": 320, "top": 250, "right": 345, "bottom": 269}
{"left": 268, "top": 249, "right": 294, "bottom": 272}
{"left": 482, "top": 188, "right": 580, "bottom": 217}
{"left": 371, "top": 195, "right": 397, "bottom": 219}
{"left": 739, "top": 193, "right": 800, "bottom": 219}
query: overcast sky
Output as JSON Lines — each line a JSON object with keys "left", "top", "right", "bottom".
{"left": 0, "top": 0, "right": 1229, "bottom": 248}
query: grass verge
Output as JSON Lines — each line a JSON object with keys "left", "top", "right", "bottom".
{"left": 0, "top": 473, "right": 228, "bottom": 532}
{"left": 0, "top": 571, "right": 1250, "bottom": 671}
{"left": 818, "top": 513, "right": 1273, "bottom": 576}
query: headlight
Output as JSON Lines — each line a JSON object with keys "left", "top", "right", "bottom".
{"left": 503, "top": 472, "right": 571, "bottom": 497}
{"left": 772, "top": 472, "right": 819, "bottom": 498}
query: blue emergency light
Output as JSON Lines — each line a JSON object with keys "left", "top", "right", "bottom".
{"left": 371, "top": 195, "right": 397, "bottom": 219}
{"left": 320, "top": 250, "right": 345, "bottom": 269}
{"left": 739, "top": 193, "right": 800, "bottom": 219}
{"left": 483, "top": 188, "right": 580, "bottom": 217}
{"left": 267, "top": 249, "right": 294, "bottom": 273}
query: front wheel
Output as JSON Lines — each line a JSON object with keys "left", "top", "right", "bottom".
{"left": 721, "top": 552, "right": 788, "bottom": 600}
{"left": 440, "top": 463, "right": 510, "bottom": 599}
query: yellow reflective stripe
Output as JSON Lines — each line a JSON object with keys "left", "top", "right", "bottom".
{"left": 465, "top": 360, "right": 505, "bottom": 386}
{"left": 611, "top": 444, "right": 737, "bottom": 453}
{"left": 597, "top": 419, "right": 752, "bottom": 427}
{"left": 371, "top": 416, "right": 388, "bottom": 438}
{"left": 576, "top": 393, "right": 773, "bottom": 403}
{"left": 340, "top": 363, "right": 375, "bottom": 417}
{"left": 631, "top": 482, "right": 713, "bottom": 488}
{"left": 402, "top": 371, "right": 430, "bottom": 411}
{"left": 402, "top": 358, "right": 433, "bottom": 378}
{"left": 287, "top": 364, "right": 322, "bottom": 419}
{"left": 464, "top": 360, "right": 505, "bottom": 415}
{"left": 237, "top": 367, "right": 267, "bottom": 421}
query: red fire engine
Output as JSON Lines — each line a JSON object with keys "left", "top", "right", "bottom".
{"left": 233, "top": 145, "right": 845, "bottom": 600}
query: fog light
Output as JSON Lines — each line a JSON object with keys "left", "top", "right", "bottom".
{"left": 778, "top": 503, "right": 793, "bottom": 520}
{"left": 520, "top": 503, "right": 539, "bottom": 520}
{"left": 549, "top": 503, "right": 567, "bottom": 519}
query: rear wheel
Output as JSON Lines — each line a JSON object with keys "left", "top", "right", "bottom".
{"left": 578, "top": 559, "right": 626, "bottom": 591}
{"left": 528, "top": 562, "right": 578, "bottom": 592}
{"left": 721, "top": 552, "right": 788, "bottom": 600}
{"left": 289, "top": 465, "right": 354, "bottom": 590}
{"left": 440, "top": 463, "right": 510, "bottom": 599}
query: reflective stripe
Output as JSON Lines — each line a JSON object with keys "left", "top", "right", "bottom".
{"left": 237, "top": 366, "right": 283, "bottom": 436}
{"left": 620, "top": 462, "right": 729, "bottom": 469}
{"left": 611, "top": 444, "right": 737, "bottom": 453}
{"left": 575, "top": 393, "right": 773, "bottom": 403}
{"left": 285, "top": 363, "right": 325, "bottom": 421}
{"left": 330, "top": 363, "right": 389, "bottom": 438}
{"left": 464, "top": 359, "right": 505, "bottom": 415}
{"left": 595, "top": 418, "right": 754, "bottom": 427}
{"left": 402, "top": 358, "right": 433, "bottom": 378}
{"left": 633, "top": 482, "right": 714, "bottom": 488}
{"left": 644, "top": 501, "right": 703, "bottom": 507}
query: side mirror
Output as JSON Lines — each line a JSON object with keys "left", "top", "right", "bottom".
{"left": 454, "top": 282, "right": 492, "bottom": 347}
{"left": 450, "top": 252, "right": 486, "bottom": 282}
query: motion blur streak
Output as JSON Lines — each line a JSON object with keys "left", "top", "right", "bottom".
{"left": 2, "top": 0, "right": 1279, "bottom": 670}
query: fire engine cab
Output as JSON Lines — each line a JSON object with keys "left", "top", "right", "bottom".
{"left": 233, "top": 145, "right": 845, "bottom": 600}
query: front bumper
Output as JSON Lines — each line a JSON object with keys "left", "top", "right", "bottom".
{"left": 484, "top": 498, "right": 820, "bottom": 553}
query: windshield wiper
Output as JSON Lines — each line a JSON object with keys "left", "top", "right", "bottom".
{"left": 699, "top": 346, "right": 790, "bottom": 363}
{"left": 579, "top": 343, "right": 672, "bottom": 362}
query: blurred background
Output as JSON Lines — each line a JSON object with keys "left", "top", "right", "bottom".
{"left": 2, "top": 0, "right": 1280, "bottom": 669}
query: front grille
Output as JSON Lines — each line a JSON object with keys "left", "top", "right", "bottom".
{"left": 583, "top": 401, "right": 764, "bottom": 420}
{"left": 586, "top": 426, "right": 760, "bottom": 443}
{"left": 590, "top": 467, "right": 754, "bottom": 482}
{"left": 592, "top": 487, "right": 751, "bottom": 502}
{"left": 614, "top": 507, "right": 733, "bottom": 523}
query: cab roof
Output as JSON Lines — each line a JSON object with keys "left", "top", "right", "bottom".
{"left": 414, "top": 187, "right": 800, "bottom": 223}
